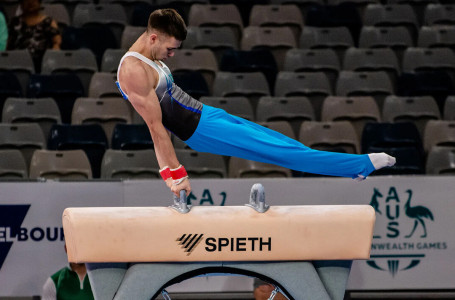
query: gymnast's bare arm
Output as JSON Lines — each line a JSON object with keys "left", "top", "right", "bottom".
{"left": 117, "top": 57, "right": 191, "bottom": 196}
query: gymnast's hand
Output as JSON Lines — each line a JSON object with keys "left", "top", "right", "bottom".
{"left": 170, "top": 177, "right": 191, "bottom": 197}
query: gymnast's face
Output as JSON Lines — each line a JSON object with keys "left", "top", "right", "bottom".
{"left": 150, "top": 32, "right": 181, "bottom": 61}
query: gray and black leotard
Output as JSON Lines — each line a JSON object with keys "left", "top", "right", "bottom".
{"left": 116, "top": 52, "right": 202, "bottom": 141}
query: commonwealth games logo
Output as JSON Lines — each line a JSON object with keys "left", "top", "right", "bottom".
{"left": 367, "top": 187, "right": 447, "bottom": 277}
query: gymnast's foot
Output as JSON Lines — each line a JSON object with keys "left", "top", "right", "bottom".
{"left": 354, "top": 153, "right": 396, "bottom": 182}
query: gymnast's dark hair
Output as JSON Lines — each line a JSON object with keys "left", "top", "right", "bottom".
{"left": 147, "top": 9, "right": 187, "bottom": 41}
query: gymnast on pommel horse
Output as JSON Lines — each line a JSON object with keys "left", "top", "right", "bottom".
{"left": 63, "top": 185, "right": 376, "bottom": 300}
{"left": 115, "top": 8, "right": 396, "bottom": 197}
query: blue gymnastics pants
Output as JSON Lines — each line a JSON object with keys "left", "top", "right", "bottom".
{"left": 185, "top": 105, "right": 376, "bottom": 178}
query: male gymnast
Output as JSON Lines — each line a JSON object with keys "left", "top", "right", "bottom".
{"left": 116, "top": 9, "right": 396, "bottom": 196}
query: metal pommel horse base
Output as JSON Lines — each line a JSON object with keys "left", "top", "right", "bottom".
{"left": 62, "top": 184, "right": 375, "bottom": 300}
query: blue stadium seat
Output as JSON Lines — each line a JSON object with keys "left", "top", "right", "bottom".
{"left": 61, "top": 25, "right": 118, "bottom": 66}
{"left": 397, "top": 71, "right": 455, "bottom": 113}
{"left": 219, "top": 49, "right": 278, "bottom": 91}
{"left": 172, "top": 71, "right": 210, "bottom": 100}
{"left": 305, "top": 3, "right": 362, "bottom": 43}
{"left": 361, "top": 122, "right": 425, "bottom": 174}
{"left": 27, "top": 74, "right": 85, "bottom": 124}
{"left": 47, "top": 124, "right": 108, "bottom": 178}
{"left": 111, "top": 124, "right": 154, "bottom": 150}
{"left": 0, "top": 72, "right": 22, "bottom": 113}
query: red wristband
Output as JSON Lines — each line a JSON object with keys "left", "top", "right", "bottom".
{"left": 170, "top": 165, "right": 188, "bottom": 180}
{"left": 159, "top": 167, "right": 171, "bottom": 181}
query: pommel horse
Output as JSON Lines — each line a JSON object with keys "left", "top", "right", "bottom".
{"left": 62, "top": 184, "right": 375, "bottom": 300}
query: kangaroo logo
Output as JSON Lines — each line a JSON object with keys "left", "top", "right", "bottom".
{"left": 367, "top": 187, "right": 437, "bottom": 277}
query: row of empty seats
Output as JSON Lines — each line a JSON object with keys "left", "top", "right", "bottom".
{"left": 1, "top": 117, "right": 454, "bottom": 178}
{"left": 2, "top": 95, "right": 455, "bottom": 139}
{"left": 3, "top": 2, "right": 454, "bottom": 32}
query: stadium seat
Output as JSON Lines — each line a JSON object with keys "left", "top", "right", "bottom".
{"left": 120, "top": 26, "right": 146, "bottom": 49}
{"left": 88, "top": 72, "right": 122, "bottom": 98}
{"left": 2, "top": 97, "right": 62, "bottom": 139}
{"left": 111, "top": 123, "right": 153, "bottom": 150}
{"left": 426, "top": 146, "right": 455, "bottom": 175}
{"left": 321, "top": 96, "right": 380, "bottom": 139}
{"left": 71, "top": 97, "right": 132, "bottom": 145}
{"left": 61, "top": 25, "right": 118, "bottom": 66}
{"left": 172, "top": 71, "right": 210, "bottom": 100}
{"left": 342, "top": 47, "right": 400, "bottom": 83}
{"left": 299, "top": 26, "right": 354, "bottom": 61}
{"left": 183, "top": 26, "right": 239, "bottom": 64}
{"left": 0, "top": 149, "right": 28, "bottom": 179}
{"left": 219, "top": 49, "right": 278, "bottom": 90}
{"left": 283, "top": 48, "right": 340, "bottom": 88}
{"left": 241, "top": 26, "right": 297, "bottom": 69}
{"left": 423, "top": 120, "right": 455, "bottom": 153}
{"left": 228, "top": 157, "right": 292, "bottom": 178}
{"left": 335, "top": 71, "right": 394, "bottom": 109}
{"left": 396, "top": 71, "right": 455, "bottom": 113}
{"left": 382, "top": 95, "right": 441, "bottom": 136}
{"left": 361, "top": 122, "right": 424, "bottom": 154}
{"left": 101, "top": 149, "right": 160, "bottom": 179}
{"left": 361, "top": 122, "right": 425, "bottom": 174}
{"left": 72, "top": 3, "right": 128, "bottom": 46}
{"left": 256, "top": 96, "right": 315, "bottom": 136}
{"left": 305, "top": 3, "right": 362, "bottom": 43}
{"left": 274, "top": 71, "right": 332, "bottom": 119}
{"left": 188, "top": 4, "right": 243, "bottom": 41}
{"left": 42, "top": 3, "right": 70, "bottom": 28}
{"left": 363, "top": 4, "right": 419, "bottom": 41}
{"left": 175, "top": 149, "right": 227, "bottom": 178}
{"left": 418, "top": 26, "right": 455, "bottom": 52}
{"left": 299, "top": 121, "right": 360, "bottom": 154}
{"left": 424, "top": 4, "right": 455, "bottom": 26}
{"left": 0, "top": 50, "right": 35, "bottom": 95}
{"left": 269, "top": 0, "right": 325, "bottom": 17}
{"left": 0, "top": 72, "right": 23, "bottom": 113}
{"left": 402, "top": 48, "right": 455, "bottom": 78}
{"left": 199, "top": 97, "right": 255, "bottom": 121}
{"left": 358, "top": 26, "right": 414, "bottom": 63}
{"left": 212, "top": 72, "right": 270, "bottom": 109}
{"left": 0, "top": 123, "right": 46, "bottom": 168}
{"left": 47, "top": 124, "right": 108, "bottom": 178}
{"left": 41, "top": 49, "right": 98, "bottom": 96}
{"left": 29, "top": 149, "right": 92, "bottom": 180}
{"left": 26, "top": 74, "right": 85, "bottom": 124}
{"left": 249, "top": 4, "right": 304, "bottom": 39}
{"left": 101, "top": 49, "right": 127, "bottom": 73}
{"left": 165, "top": 49, "right": 218, "bottom": 92}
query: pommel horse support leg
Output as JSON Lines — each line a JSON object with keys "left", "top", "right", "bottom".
{"left": 63, "top": 184, "right": 375, "bottom": 300}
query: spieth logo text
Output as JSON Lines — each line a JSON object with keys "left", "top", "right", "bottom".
{"left": 177, "top": 234, "right": 272, "bottom": 256}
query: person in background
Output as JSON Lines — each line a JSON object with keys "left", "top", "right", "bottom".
{"left": 7, "top": 0, "right": 61, "bottom": 71}
{"left": 0, "top": 9, "right": 7, "bottom": 50}
{"left": 41, "top": 245, "right": 94, "bottom": 300}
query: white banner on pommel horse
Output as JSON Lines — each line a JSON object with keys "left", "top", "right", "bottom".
{"left": 0, "top": 176, "right": 454, "bottom": 297}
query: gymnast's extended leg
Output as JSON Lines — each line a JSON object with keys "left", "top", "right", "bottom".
{"left": 185, "top": 105, "right": 395, "bottom": 179}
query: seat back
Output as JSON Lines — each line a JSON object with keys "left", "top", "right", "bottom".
{"left": 2, "top": 97, "right": 61, "bottom": 139}
{"left": 29, "top": 149, "right": 92, "bottom": 179}
{"left": 0, "top": 149, "right": 28, "bottom": 179}
{"left": 101, "top": 149, "right": 159, "bottom": 179}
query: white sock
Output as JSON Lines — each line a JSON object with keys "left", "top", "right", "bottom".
{"left": 368, "top": 152, "right": 396, "bottom": 170}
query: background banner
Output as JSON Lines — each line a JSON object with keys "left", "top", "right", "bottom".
{"left": 0, "top": 177, "right": 454, "bottom": 296}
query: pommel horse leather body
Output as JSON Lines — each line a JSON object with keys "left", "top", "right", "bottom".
{"left": 63, "top": 205, "right": 375, "bottom": 263}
